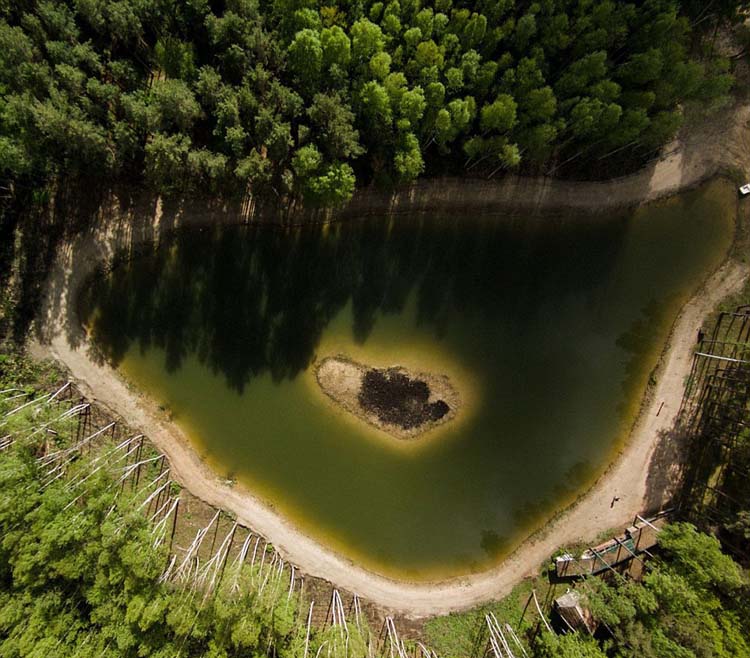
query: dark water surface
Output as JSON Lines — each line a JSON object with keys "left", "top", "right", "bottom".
{"left": 80, "top": 180, "right": 734, "bottom": 579}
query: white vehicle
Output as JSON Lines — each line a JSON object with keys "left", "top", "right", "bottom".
{"left": 739, "top": 183, "right": 750, "bottom": 196}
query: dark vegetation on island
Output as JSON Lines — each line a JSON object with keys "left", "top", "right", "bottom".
{"left": 358, "top": 367, "right": 450, "bottom": 429}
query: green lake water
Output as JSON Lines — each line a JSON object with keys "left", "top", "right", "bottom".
{"left": 80, "top": 179, "right": 735, "bottom": 580}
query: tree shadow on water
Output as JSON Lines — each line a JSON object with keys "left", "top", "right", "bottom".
{"left": 78, "top": 211, "right": 629, "bottom": 394}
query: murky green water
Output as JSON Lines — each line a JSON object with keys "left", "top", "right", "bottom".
{"left": 80, "top": 180, "right": 734, "bottom": 579}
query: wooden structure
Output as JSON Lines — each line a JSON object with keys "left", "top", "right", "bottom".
{"left": 677, "top": 305, "right": 750, "bottom": 560}
{"left": 552, "top": 590, "right": 596, "bottom": 635}
{"left": 554, "top": 514, "right": 665, "bottom": 578}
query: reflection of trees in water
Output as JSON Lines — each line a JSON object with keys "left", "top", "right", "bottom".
{"left": 614, "top": 297, "right": 674, "bottom": 400}
{"left": 79, "top": 213, "right": 629, "bottom": 393}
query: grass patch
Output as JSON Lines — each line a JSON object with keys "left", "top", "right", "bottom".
{"left": 423, "top": 573, "right": 568, "bottom": 658}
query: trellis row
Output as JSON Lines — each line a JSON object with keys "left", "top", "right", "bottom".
{"left": 1, "top": 381, "right": 462, "bottom": 658}
{"left": 677, "top": 305, "right": 750, "bottom": 561}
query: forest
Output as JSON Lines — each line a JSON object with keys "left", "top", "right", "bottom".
{"left": 0, "top": 0, "right": 747, "bottom": 208}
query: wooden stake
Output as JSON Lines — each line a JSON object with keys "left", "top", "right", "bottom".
{"left": 531, "top": 590, "right": 552, "bottom": 634}
{"left": 303, "top": 601, "right": 314, "bottom": 658}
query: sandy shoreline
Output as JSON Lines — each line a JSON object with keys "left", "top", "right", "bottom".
{"left": 33, "top": 100, "right": 750, "bottom": 617}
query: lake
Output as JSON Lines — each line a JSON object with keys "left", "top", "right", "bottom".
{"left": 79, "top": 179, "right": 734, "bottom": 580}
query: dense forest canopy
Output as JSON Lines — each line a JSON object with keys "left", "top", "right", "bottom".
{"left": 0, "top": 0, "right": 746, "bottom": 207}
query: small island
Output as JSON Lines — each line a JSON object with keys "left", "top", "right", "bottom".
{"left": 315, "top": 356, "right": 460, "bottom": 440}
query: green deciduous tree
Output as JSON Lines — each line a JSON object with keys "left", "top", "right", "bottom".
{"left": 287, "top": 29, "right": 323, "bottom": 94}
{"left": 145, "top": 132, "right": 191, "bottom": 191}
{"left": 393, "top": 131, "right": 423, "bottom": 181}
{"left": 359, "top": 80, "right": 392, "bottom": 125}
{"left": 149, "top": 79, "right": 202, "bottom": 132}
{"left": 308, "top": 93, "right": 363, "bottom": 160}
{"left": 480, "top": 94, "right": 517, "bottom": 133}
{"left": 306, "top": 161, "right": 355, "bottom": 205}
{"left": 351, "top": 18, "right": 385, "bottom": 66}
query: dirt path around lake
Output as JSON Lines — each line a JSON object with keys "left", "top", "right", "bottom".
{"left": 33, "top": 98, "right": 750, "bottom": 617}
